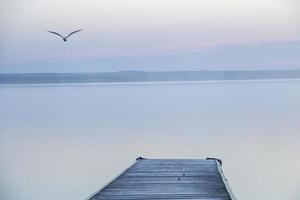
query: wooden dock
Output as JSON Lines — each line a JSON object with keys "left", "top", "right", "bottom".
{"left": 87, "top": 158, "right": 236, "bottom": 200}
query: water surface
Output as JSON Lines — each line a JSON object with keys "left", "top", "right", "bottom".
{"left": 0, "top": 80, "right": 300, "bottom": 200}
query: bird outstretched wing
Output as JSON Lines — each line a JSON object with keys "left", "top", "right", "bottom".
{"left": 66, "top": 29, "right": 83, "bottom": 38}
{"left": 48, "top": 31, "right": 64, "bottom": 39}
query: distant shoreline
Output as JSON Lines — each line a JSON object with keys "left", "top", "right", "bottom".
{"left": 1, "top": 78, "right": 300, "bottom": 87}
{"left": 1, "top": 69, "right": 300, "bottom": 84}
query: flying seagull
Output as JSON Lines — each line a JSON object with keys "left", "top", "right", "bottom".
{"left": 48, "top": 29, "right": 83, "bottom": 42}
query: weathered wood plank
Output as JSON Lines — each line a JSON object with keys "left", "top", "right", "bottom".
{"left": 88, "top": 158, "right": 235, "bottom": 200}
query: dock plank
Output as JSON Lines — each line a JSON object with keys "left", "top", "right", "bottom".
{"left": 88, "top": 158, "right": 235, "bottom": 200}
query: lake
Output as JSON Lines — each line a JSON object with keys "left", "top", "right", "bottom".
{"left": 0, "top": 80, "right": 300, "bottom": 200}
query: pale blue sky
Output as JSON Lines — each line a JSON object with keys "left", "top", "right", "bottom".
{"left": 0, "top": 0, "right": 299, "bottom": 72}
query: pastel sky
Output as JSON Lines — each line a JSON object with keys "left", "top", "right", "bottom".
{"left": 0, "top": 0, "right": 299, "bottom": 72}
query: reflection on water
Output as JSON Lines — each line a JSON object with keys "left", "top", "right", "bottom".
{"left": 0, "top": 80, "right": 300, "bottom": 200}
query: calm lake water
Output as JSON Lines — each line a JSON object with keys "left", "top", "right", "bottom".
{"left": 0, "top": 80, "right": 300, "bottom": 200}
